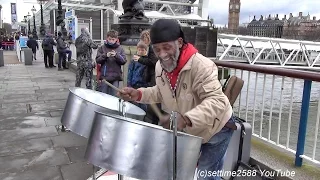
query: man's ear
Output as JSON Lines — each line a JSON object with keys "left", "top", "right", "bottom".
{"left": 177, "top": 37, "right": 184, "bottom": 48}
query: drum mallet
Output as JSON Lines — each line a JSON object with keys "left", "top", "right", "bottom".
{"left": 102, "top": 79, "right": 164, "bottom": 120}
{"left": 149, "top": 103, "right": 164, "bottom": 119}
{"left": 102, "top": 80, "right": 124, "bottom": 94}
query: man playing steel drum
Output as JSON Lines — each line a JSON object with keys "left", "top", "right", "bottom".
{"left": 118, "top": 19, "right": 236, "bottom": 180}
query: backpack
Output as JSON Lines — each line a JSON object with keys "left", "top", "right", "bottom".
{"left": 42, "top": 38, "right": 50, "bottom": 47}
{"left": 222, "top": 75, "right": 244, "bottom": 106}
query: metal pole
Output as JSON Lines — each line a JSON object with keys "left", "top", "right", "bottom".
{"left": 295, "top": 79, "right": 312, "bottom": 167}
{"left": 171, "top": 111, "right": 177, "bottom": 180}
{"left": 90, "top": 17, "right": 93, "bottom": 38}
{"left": 92, "top": 165, "right": 96, "bottom": 180}
{"left": 28, "top": 19, "right": 31, "bottom": 34}
{"left": 101, "top": 9, "right": 104, "bottom": 43}
{"left": 53, "top": 10, "right": 56, "bottom": 34}
{"left": 40, "top": 3, "right": 46, "bottom": 36}
{"left": 33, "top": 14, "right": 36, "bottom": 31}
{"left": 106, "top": 11, "right": 110, "bottom": 32}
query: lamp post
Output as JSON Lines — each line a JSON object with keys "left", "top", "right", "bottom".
{"left": 27, "top": 12, "right": 31, "bottom": 35}
{"left": 31, "top": 5, "right": 38, "bottom": 39}
{"left": 0, "top": 5, "right": 2, "bottom": 29}
{"left": 23, "top": 16, "right": 28, "bottom": 35}
{"left": 38, "top": 0, "right": 47, "bottom": 37}
{"left": 56, "top": 0, "right": 67, "bottom": 37}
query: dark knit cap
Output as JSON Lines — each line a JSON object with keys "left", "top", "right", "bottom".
{"left": 150, "top": 19, "right": 185, "bottom": 44}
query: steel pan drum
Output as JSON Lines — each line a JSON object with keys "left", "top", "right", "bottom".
{"left": 85, "top": 112, "right": 202, "bottom": 180}
{"left": 61, "top": 87, "right": 146, "bottom": 138}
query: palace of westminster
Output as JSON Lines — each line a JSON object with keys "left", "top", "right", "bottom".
{"left": 222, "top": 0, "right": 320, "bottom": 41}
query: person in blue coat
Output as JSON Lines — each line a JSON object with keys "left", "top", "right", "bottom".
{"left": 127, "top": 41, "right": 149, "bottom": 111}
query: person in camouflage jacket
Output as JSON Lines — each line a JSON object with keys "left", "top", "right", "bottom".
{"left": 74, "top": 28, "right": 98, "bottom": 89}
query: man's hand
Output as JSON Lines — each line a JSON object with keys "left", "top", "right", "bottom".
{"left": 117, "top": 87, "right": 140, "bottom": 101}
{"left": 159, "top": 113, "right": 192, "bottom": 131}
{"left": 106, "top": 52, "right": 112, "bottom": 57}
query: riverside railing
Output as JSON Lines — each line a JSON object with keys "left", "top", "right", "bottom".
{"left": 212, "top": 60, "right": 320, "bottom": 167}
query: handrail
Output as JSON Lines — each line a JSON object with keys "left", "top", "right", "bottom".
{"left": 212, "top": 60, "right": 320, "bottom": 82}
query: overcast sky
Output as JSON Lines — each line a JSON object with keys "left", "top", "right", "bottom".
{"left": 0, "top": 0, "right": 40, "bottom": 23}
{"left": 208, "top": 0, "right": 320, "bottom": 27}
{"left": 0, "top": 0, "right": 319, "bottom": 27}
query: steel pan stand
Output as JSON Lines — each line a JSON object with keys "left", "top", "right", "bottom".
{"left": 170, "top": 111, "right": 178, "bottom": 180}
{"left": 117, "top": 99, "right": 125, "bottom": 180}
{"left": 92, "top": 165, "right": 96, "bottom": 180}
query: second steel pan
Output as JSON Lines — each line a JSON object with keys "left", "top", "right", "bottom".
{"left": 61, "top": 87, "right": 146, "bottom": 138}
{"left": 85, "top": 112, "right": 202, "bottom": 180}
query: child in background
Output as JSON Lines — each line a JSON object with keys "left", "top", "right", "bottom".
{"left": 127, "top": 41, "right": 149, "bottom": 111}
{"left": 96, "top": 30, "right": 127, "bottom": 96}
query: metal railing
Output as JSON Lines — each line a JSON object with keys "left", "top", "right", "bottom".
{"left": 216, "top": 33, "right": 320, "bottom": 69}
{"left": 213, "top": 60, "right": 320, "bottom": 167}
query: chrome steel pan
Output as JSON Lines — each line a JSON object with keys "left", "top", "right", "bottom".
{"left": 85, "top": 112, "right": 202, "bottom": 180}
{"left": 61, "top": 87, "right": 146, "bottom": 138}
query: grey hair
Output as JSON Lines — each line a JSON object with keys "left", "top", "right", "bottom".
{"left": 81, "top": 27, "right": 91, "bottom": 38}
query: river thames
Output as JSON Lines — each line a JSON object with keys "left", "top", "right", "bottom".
{"left": 229, "top": 69, "right": 320, "bottom": 160}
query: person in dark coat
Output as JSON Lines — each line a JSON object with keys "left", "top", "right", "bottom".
{"left": 26, "top": 34, "right": 38, "bottom": 60}
{"left": 26, "top": 34, "right": 38, "bottom": 59}
{"left": 135, "top": 30, "right": 158, "bottom": 87}
{"left": 96, "top": 30, "right": 127, "bottom": 96}
{"left": 56, "top": 32, "right": 72, "bottom": 70}
{"left": 42, "top": 33, "right": 56, "bottom": 68}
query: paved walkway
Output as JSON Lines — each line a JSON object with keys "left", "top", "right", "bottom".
{"left": 0, "top": 54, "right": 93, "bottom": 180}
{"left": 3, "top": 51, "right": 21, "bottom": 65}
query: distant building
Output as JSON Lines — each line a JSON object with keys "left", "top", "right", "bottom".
{"left": 246, "top": 12, "right": 320, "bottom": 41}
{"left": 282, "top": 12, "right": 320, "bottom": 41}
{"left": 247, "top": 14, "right": 284, "bottom": 38}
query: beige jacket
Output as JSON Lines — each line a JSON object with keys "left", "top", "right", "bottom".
{"left": 138, "top": 53, "right": 233, "bottom": 143}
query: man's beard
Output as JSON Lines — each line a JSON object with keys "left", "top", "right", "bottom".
{"left": 159, "top": 43, "right": 180, "bottom": 73}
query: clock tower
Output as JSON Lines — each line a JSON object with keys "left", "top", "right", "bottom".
{"left": 228, "top": 0, "right": 241, "bottom": 34}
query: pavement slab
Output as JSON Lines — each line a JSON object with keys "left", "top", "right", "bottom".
{"left": 45, "top": 117, "right": 63, "bottom": 126}
{"left": 0, "top": 118, "right": 47, "bottom": 130}
{"left": 0, "top": 166, "right": 63, "bottom": 180}
{"left": 60, "top": 162, "right": 95, "bottom": 180}
{"left": 51, "top": 132, "right": 87, "bottom": 148}
{"left": 65, "top": 146, "right": 88, "bottom": 163}
{"left": 0, "top": 138, "right": 53, "bottom": 157}
{"left": 0, "top": 147, "right": 70, "bottom": 173}
{"left": 0, "top": 126, "right": 59, "bottom": 142}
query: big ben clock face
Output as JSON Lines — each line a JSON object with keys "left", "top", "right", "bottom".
{"left": 230, "top": 5, "right": 233, "bottom": 9}
{"left": 236, "top": 5, "right": 239, "bottom": 9}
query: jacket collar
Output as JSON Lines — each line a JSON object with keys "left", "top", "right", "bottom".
{"left": 180, "top": 53, "right": 197, "bottom": 72}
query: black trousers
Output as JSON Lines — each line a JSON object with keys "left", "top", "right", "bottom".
{"left": 43, "top": 50, "right": 54, "bottom": 67}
